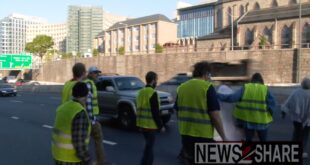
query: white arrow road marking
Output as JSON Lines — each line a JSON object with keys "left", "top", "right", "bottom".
{"left": 50, "top": 97, "right": 61, "bottom": 100}
{"left": 42, "top": 125, "right": 53, "bottom": 129}
{"left": 11, "top": 116, "right": 19, "bottom": 120}
{"left": 10, "top": 100, "right": 23, "bottom": 103}
{"left": 103, "top": 140, "right": 117, "bottom": 146}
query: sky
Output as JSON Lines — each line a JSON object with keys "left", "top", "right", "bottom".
{"left": 0, "top": 0, "right": 202, "bottom": 23}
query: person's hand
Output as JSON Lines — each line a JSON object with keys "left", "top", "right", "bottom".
{"left": 160, "top": 127, "right": 166, "bottom": 133}
{"left": 89, "top": 161, "right": 97, "bottom": 165}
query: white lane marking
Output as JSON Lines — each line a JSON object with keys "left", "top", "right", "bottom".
{"left": 170, "top": 120, "right": 176, "bottom": 123}
{"left": 50, "top": 97, "right": 61, "bottom": 100}
{"left": 11, "top": 116, "right": 19, "bottom": 120}
{"left": 10, "top": 100, "right": 23, "bottom": 103}
{"left": 102, "top": 139, "right": 117, "bottom": 146}
{"left": 42, "top": 124, "right": 53, "bottom": 129}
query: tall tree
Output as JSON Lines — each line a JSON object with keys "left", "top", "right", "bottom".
{"left": 25, "top": 35, "right": 54, "bottom": 60}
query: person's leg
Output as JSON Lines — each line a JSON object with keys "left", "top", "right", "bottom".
{"left": 302, "top": 125, "right": 310, "bottom": 158}
{"left": 141, "top": 131, "right": 155, "bottom": 165}
{"left": 91, "top": 122, "right": 105, "bottom": 165}
{"left": 257, "top": 129, "right": 268, "bottom": 142}
{"left": 292, "top": 121, "right": 303, "bottom": 142}
{"left": 181, "top": 135, "right": 194, "bottom": 165}
{"left": 244, "top": 129, "right": 255, "bottom": 142}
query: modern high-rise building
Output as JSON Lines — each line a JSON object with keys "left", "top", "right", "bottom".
{"left": 0, "top": 13, "right": 46, "bottom": 54}
{"left": 67, "top": 6, "right": 103, "bottom": 54}
{"left": 102, "top": 11, "right": 128, "bottom": 31}
{"left": 0, "top": 13, "right": 67, "bottom": 54}
{"left": 27, "top": 23, "right": 67, "bottom": 52}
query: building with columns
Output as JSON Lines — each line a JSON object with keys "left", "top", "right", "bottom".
{"left": 98, "top": 14, "right": 177, "bottom": 55}
{"left": 197, "top": 0, "right": 310, "bottom": 51}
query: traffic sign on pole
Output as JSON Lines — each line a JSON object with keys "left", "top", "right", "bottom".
{"left": 0, "top": 54, "right": 33, "bottom": 70}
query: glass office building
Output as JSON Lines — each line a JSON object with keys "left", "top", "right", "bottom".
{"left": 177, "top": 4, "right": 215, "bottom": 39}
{"left": 67, "top": 6, "right": 103, "bottom": 54}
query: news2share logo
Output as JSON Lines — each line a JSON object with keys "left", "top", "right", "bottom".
{"left": 195, "top": 142, "right": 302, "bottom": 164}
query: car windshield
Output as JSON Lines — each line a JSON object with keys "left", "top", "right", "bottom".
{"left": 115, "top": 77, "right": 145, "bottom": 91}
{"left": 0, "top": 84, "right": 13, "bottom": 88}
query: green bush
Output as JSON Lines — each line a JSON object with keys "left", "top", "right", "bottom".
{"left": 155, "top": 44, "right": 163, "bottom": 53}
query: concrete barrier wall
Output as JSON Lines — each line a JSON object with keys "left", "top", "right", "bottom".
{"left": 34, "top": 49, "right": 310, "bottom": 84}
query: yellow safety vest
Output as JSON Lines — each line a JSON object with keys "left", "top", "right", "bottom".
{"left": 84, "top": 79, "right": 99, "bottom": 115}
{"left": 234, "top": 83, "right": 273, "bottom": 124}
{"left": 177, "top": 79, "right": 214, "bottom": 138}
{"left": 136, "top": 87, "right": 160, "bottom": 129}
{"left": 52, "top": 101, "right": 91, "bottom": 162}
{"left": 61, "top": 80, "right": 77, "bottom": 104}
{"left": 61, "top": 79, "right": 99, "bottom": 115}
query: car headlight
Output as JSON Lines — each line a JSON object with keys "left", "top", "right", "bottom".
{"left": 168, "top": 95, "right": 174, "bottom": 103}
{"left": 13, "top": 90, "right": 17, "bottom": 92}
{"left": 1, "top": 91, "right": 7, "bottom": 93}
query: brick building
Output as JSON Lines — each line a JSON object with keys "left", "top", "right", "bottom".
{"left": 195, "top": 0, "right": 310, "bottom": 51}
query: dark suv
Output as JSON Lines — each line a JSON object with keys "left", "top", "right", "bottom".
{"left": 96, "top": 75, "right": 174, "bottom": 129}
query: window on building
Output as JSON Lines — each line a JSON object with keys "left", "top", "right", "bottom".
{"left": 281, "top": 25, "right": 292, "bottom": 48}
{"left": 144, "top": 35, "right": 148, "bottom": 41}
{"left": 245, "top": 28, "right": 254, "bottom": 46}
{"left": 302, "top": 23, "right": 310, "bottom": 48}
{"left": 145, "top": 45, "right": 148, "bottom": 50}
{"left": 240, "top": 5, "right": 245, "bottom": 16}
{"left": 263, "top": 27, "right": 273, "bottom": 44}
{"left": 217, "top": 9, "right": 222, "bottom": 28}
{"left": 136, "top": 36, "right": 139, "bottom": 41}
{"left": 254, "top": 2, "right": 260, "bottom": 10}
{"left": 271, "top": 0, "right": 278, "bottom": 8}
{"left": 227, "top": 7, "right": 232, "bottom": 25}
{"left": 135, "top": 45, "right": 140, "bottom": 50}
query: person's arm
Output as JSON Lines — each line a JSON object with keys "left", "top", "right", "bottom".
{"left": 266, "top": 90, "right": 277, "bottom": 116}
{"left": 86, "top": 82, "right": 95, "bottom": 124}
{"left": 174, "top": 95, "right": 178, "bottom": 111}
{"left": 217, "top": 87, "right": 244, "bottom": 103}
{"left": 72, "top": 111, "right": 93, "bottom": 165}
{"left": 150, "top": 92, "right": 163, "bottom": 129}
{"left": 207, "top": 86, "right": 227, "bottom": 141}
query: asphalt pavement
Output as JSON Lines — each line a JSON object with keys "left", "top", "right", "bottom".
{"left": 0, "top": 89, "right": 309, "bottom": 165}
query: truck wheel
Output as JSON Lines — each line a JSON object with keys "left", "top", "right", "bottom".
{"left": 118, "top": 106, "right": 136, "bottom": 130}
{"left": 162, "top": 115, "right": 171, "bottom": 126}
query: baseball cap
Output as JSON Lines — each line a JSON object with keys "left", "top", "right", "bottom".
{"left": 88, "top": 66, "right": 101, "bottom": 74}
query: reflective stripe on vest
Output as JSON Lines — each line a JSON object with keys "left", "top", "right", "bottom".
{"left": 177, "top": 79, "right": 214, "bottom": 139}
{"left": 52, "top": 101, "right": 91, "bottom": 162}
{"left": 233, "top": 83, "right": 273, "bottom": 124}
{"left": 136, "top": 87, "right": 160, "bottom": 129}
{"left": 84, "top": 79, "right": 99, "bottom": 115}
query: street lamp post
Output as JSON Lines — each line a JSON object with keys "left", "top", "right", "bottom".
{"left": 226, "top": 5, "right": 236, "bottom": 51}
{"left": 72, "top": 51, "right": 77, "bottom": 64}
{"left": 297, "top": 0, "right": 302, "bottom": 83}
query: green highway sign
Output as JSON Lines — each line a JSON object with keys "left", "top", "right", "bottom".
{"left": 0, "top": 54, "right": 33, "bottom": 70}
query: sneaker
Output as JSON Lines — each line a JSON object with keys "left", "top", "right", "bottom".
{"left": 303, "top": 152, "right": 308, "bottom": 159}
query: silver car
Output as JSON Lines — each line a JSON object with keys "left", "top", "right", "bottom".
{"left": 96, "top": 75, "right": 174, "bottom": 129}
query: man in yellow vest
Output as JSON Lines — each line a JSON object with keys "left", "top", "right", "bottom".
{"left": 136, "top": 71, "right": 164, "bottom": 165}
{"left": 62, "top": 63, "right": 87, "bottom": 104}
{"left": 53, "top": 82, "right": 97, "bottom": 165}
{"left": 218, "top": 73, "right": 277, "bottom": 142}
{"left": 62, "top": 64, "right": 106, "bottom": 165}
{"left": 85, "top": 66, "right": 105, "bottom": 165}
{"left": 175, "top": 61, "right": 227, "bottom": 164}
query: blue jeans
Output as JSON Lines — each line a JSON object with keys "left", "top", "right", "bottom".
{"left": 141, "top": 131, "right": 155, "bottom": 165}
{"left": 245, "top": 129, "right": 268, "bottom": 142}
